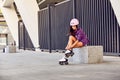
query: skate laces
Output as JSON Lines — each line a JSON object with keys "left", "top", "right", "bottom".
{"left": 65, "top": 50, "right": 71, "bottom": 54}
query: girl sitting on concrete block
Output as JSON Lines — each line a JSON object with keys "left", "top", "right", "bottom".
{"left": 59, "top": 18, "right": 89, "bottom": 65}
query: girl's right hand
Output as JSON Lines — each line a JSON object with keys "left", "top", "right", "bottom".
{"left": 65, "top": 46, "right": 72, "bottom": 50}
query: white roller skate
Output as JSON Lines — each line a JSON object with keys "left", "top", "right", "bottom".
{"left": 59, "top": 50, "right": 74, "bottom": 65}
{"left": 65, "top": 50, "right": 74, "bottom": 58}
{"left": 59, "top": 57, "right": 68, "bottom": 65}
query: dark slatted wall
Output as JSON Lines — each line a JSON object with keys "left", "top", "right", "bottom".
{"left": 18, "top": 20, "right": 35, "bottom": 50}
{"left": 38, "top": 9, "right": 49, "bottom": 49}
{"left": 76, "top": 0, "right": 120, "bottom": 53}
{"left": 38, "top": 0, "right": 120, "bottom": 54}
{"left": 38, "top": 1, "right": 73, "bottom": 50}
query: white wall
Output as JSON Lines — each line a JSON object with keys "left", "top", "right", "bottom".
{"left": 14, "top": 0, "right": 40, "bottom": 49}
{"left": 2, "top": 0, "right": 14, "bottom": 7}
{"left": 0, "top": 1, "right": 19, "bottom": 46}
{"left": 110, "top": 0, "right": 120, "bottom": 26}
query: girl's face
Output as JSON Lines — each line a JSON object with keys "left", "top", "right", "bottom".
{"left": 72, "top": 25, "right": 77, "bottom": 31}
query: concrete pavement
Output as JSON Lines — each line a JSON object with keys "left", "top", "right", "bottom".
{"left": 0, "top": 50, "right": 120, "bottom": 80}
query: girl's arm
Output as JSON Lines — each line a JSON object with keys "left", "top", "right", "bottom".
{"left": 66, "top": 40, "right": 83, "bottom": 50}
{"left": 70, "top": 40, "right": 79, "bottom": 48}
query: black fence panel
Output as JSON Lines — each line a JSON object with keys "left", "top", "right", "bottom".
{"left": 18, "top": 20, "right": 35, "bottom": 51}
{"left": 53, "top": 1, "right": 73, "bottom": 50}
{"left": 38, "top": 1, "right": 73, "bottom": 50}
{"left": 76, "top": 0, "right": 120, "bottom": 53}
{"left": 38, "top": 8, "right": 49, "bottom": 50}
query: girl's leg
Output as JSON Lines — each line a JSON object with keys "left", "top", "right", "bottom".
{"left": 67, "top": 36, "right": 75, "bottom": 46}
{"left": 66, "top": 36, "right": 83, "bottom": 49}
{"left": 74, "top": 41, "right": 83, "bottom": 48}
{"left": 65, "top": 36, "right": 75, "bottom": 50}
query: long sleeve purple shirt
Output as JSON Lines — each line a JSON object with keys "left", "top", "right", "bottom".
{"left": 74, "top": 28, "right": 89, "bottom": 46}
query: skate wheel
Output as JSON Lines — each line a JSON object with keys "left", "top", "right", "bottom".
{"left": 65, "top": 62, "right": 68, "bottom": 65}
{"left": 59, "top": 61, "right": 64, "bottom": 65}
{"left": 59, "top": 61, "right": 68, "bottom": 65}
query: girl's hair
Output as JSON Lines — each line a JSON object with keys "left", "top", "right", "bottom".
{"left": 69, "top": 25, "right": 78, "bottom": 36}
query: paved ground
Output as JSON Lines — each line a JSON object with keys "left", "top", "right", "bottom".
{"left": 0, "top": 50, "right": 120, "bottom": 80}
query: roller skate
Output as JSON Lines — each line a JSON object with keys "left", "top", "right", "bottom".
{"left": 65, "top": 50, "right": 74, "bottom": 57}
{"left": 59, "top": 57, "right": 68, "bottom": 65}
{"left": 59, "top": 50, "right": 74, "bottom": 65}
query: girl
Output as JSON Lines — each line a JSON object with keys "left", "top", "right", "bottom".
{"left": 59, "top": 18, "right": 89, "bottom": 65}
{"left": 65, "top": 18, "right": 88, "bottom": 51}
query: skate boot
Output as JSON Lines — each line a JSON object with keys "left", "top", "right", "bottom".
{"left": 59, "top": 57, "right": 68, "bottom": 65}
{"left": 65, "top": 50, "right": 74, "bottom": 58}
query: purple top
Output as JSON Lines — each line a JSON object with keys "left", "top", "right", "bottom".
{"left": 74, "top": 28, "right": 89, "bottom": 46}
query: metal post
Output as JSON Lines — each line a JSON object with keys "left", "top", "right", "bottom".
{"left": 18, "top": 21, "right": 20, "bottom": 49}
{"left": 117, "top": 27, "right": 120, "bottom": 56}
{"left": 73, "top": 0, "right": 76, "bottom": 18}
{"left": 48, "top": 4, "right": 52, "bottom": 53}
{"left": 5, "top": 34, "right": 8, "bottom": 45}
{"left": 23, "top": 22, "right": 26, "bottom": 50}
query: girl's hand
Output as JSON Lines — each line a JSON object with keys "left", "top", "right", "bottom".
{"left": 65, "top": 46, "right": 72, "bottom": 50}
{"left": 65, "top": 46, "right": 69, "bottom": 50}
{"left": 65, "top": 45, "right": 69, "bottom": 50}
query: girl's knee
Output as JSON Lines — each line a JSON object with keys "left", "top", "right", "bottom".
{"left": 69, "top": 35, "right": 76, "bottom": 40}
{"left": 78, "top": 42, "right": 83, "bottom": 47}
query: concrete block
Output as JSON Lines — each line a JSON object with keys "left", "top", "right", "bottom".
{"left": 70, "top": 46, "right": 103, "bottom": 64}
{"left": 72, "top": 46, "right": 88, "bottom": 64}
{"left": 9, "top": 45, "right": 16, "bottom": 53}
{"left": 88, "top": 46, "right": 103, "bottom": 63}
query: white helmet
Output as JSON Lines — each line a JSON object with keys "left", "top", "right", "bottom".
{"left": 70, "top": 18, "right": 79, "bottom": 26}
